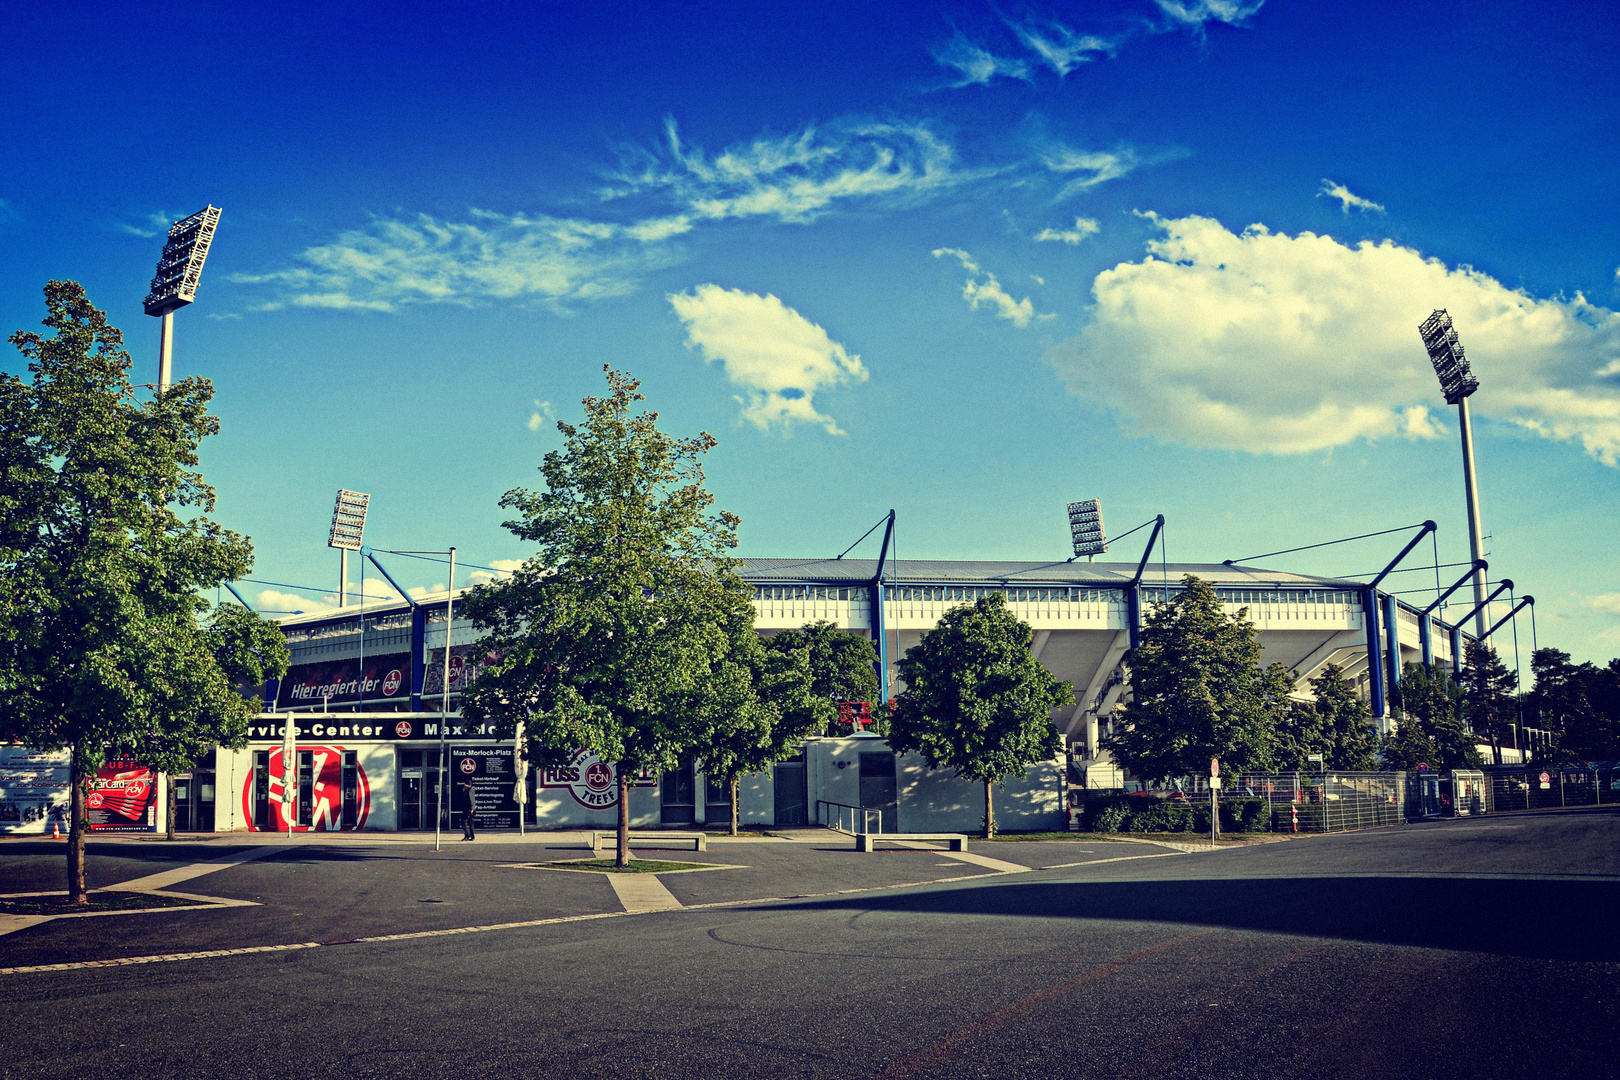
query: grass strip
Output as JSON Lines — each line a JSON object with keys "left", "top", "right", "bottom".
{"left": 545, "top": 858, "right": 713, "bottom": 874}
{"left": 0, "top": 891, "right": 217, "bottom": 916}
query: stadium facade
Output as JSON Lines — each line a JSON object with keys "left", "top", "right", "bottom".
{"left": 127, "top": 555, "right": 1494, "bottom": 835}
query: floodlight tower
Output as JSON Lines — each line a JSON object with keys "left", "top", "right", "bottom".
{"left": 1418, "top": 310, "right": 1488, "bottom": 640}
{"left": 1067, "top": 499, "right": 1107, "bottom": 562}
{"left": 328, "top": 490, "right": 370, "bottom": 608}
{"left": 143, "top": 207, "right": 222, "bottom": 394}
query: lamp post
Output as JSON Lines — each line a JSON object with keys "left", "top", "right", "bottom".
{"left": 143, "top": 206, "right": 221, "bottom": 394}
{"left": 328, "top": 490, "right": 370, "bottom": 608}
{"left": 1418, "top": 310, "right": 1488, "bottom": 640}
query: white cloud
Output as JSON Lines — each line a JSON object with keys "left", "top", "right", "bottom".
{"left": 120, "top": 211, "right": 176, "bottom": 239}
{"left": 527, "top": 400, "right": 555, "bottom": 431}
{"left": 1039, "top": 144, "right": 1141, "bottom": 197}
{"left": 1153, "top": 0, "right": 1266, "bottom": 29}
{"left": 234, "top": 211, "right": 677, "bottom": 313}
{"left": 253, "top": 590, "right": 330, "bottom": 615}
{"left": 1583, "top": 593, "right": 1620, "bottom": 616}
{"left": 1045, "top": 212, "right": 1620, "bottom": 461}
{"left": 668, "top": 285, "right": 868, "bottom": 435}
{"left": 1008, "top": 19, "right": 1120, "bottom": 75}
{"left": 611, "top": 117, "right": 971, "bottom": 226}
{"left": 932, "top": 34, "right": 1030, "bottom": 86}
{"left": 1319, "top": 179, "right": 1386, "bottom": 215}
{"left": 933, "top": 248, "right": 1049, "bottom": 328}
{"left": 1035, "top": 217, "right": 1102, "bottom": 245}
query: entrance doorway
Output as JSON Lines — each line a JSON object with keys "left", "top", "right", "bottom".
{"left": 858, "top": 752, "right": 898, "bottom": 831}
{"left": 661, "top": 756, "right": 695, "bottom": 824}
{"left": 396, "top": 748, "right": 444, "bottom": 830}
{"left": 773, "top": 754, "right": 807, "bottom": 825}
{"left": 172, "top": 751, "right": 216, "bottom": 832}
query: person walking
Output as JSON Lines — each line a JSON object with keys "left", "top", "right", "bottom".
{"left": 460, "top": 777, "right": 477, "bottom": 841}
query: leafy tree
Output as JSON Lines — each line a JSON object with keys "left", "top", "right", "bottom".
{"left": 764, "top": 620, "right": 880, "bottom": 734}
{"left": 886, "top": 593, "right": 1072, "bottom": 838}
{"left": 702, "top": 623, "right": 831, "bottom": 834}
{"left": 1385, "top": 662, "right": 1483, "bottom": 772}
{"left": 0, "top": 282, "right": 287, "bottom": 901}
{"left": 1275, "top": 663, "right": 1380, "bottom": 771}
{"left": 460, "top": 368, "right": 752, "bottom": 866}
{"left": 1459, "top": 640, "right": 1519, "bottom": 765}
{"left": 1103, "top": 575, "right": 1278, "bottom": 783}
{"left": 1525, "top": 648, "right": 1617, "bottom": 764}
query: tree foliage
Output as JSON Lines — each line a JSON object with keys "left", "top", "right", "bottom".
{"left": 763, "top": 620, "right": 879, "bottom": 734}
{"left": 1383, "top": 662, "right": 1483, "bottom": 772}
{"left": 1103, "top": 576, "right": 1281, "bottom": 783}
{"left": 1525, "top": 648, "right": 1620, "bottom": 764}
{"left": 460, "top": 367, "right": 753, "bottom": 864}
{"left": 0, "top": 282, "right": 286, "bottom": 900}
{"left": 1274, "top": 663, "right": 1380, "bottom": 771}
{"left": 1457, "top": 640, "right": 1519, "bottom": 765}
{"left": 886, "top": 593, "right": 1071, "bottom": 837}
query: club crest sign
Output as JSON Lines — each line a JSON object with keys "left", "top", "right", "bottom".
{"left": 538, "top": 750, "right": 653, "bottom": 809}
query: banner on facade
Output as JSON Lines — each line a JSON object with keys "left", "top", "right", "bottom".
{"left": 242, "top": 745, "right": 371, "bottom": 832}
{"left": 87, "top": 760, "right": 158, "bottom": 832}
{"left": 276, "top": 652, "right": 412, "bottom": 708}
{"left": 422, "top": 645, "right": 497, "bottom": 697}
{"left": 0, "top": 746, "right": 71, "bottom": 834}
{"left": 537, "top": 749, "right": 656, "bottom": 810}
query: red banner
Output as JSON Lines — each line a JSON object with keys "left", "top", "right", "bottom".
{"left": 87, "top": 761, "right": 157, "bottom": 832}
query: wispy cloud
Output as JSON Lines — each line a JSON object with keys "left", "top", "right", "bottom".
{"left": 527, "top": 399, "right": 556, "bottom": 431}
{"left": 120, "top": 211, "right": 177, "bottom": 239}
{"left": 933, "top": 248, "right": 1049, "bottom": 328}
{"left": 1318, "top": 179, "right": 1386, "bottom": 214}
{"left": 1039, "top": 144, "right": 1142, "bottom": 197}
{"left": 1035, "top": 217, "right": 1102, "bottom": 245}
{"left": 1584, "top": 593, "right": 1620, "bottom": 616}
{"left": 669, "top": 284, "right": 868, "bottom": 435}
{"left": 233, "top": 211, "right": 680, "bottom": 313}
{"left": 932, "top": 33, "right": 1030, "bottom": 87}
{"left": 1153, "top": 0, "right": 1266, "bottom": 32}
{"left": 1008, "top": 19, "right": 1121, "bottom": 76}
{"left": 609, "top": 117, "right": 971, "bottom": 225}
{"left": 1045, "top": 211, "right": 1620, "bottom": 463}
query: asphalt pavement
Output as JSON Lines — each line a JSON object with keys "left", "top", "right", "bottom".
{"left": 2, "top": 810, "right": 1616, "bottom": 1079}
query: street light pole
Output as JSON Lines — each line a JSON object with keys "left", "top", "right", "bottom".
{"left": 1418, "top": 310, "right": 1488, "bottom": 640}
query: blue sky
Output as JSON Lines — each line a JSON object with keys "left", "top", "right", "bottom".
{"left": 4, "top": 1, "right": 1618, "bottom": 670}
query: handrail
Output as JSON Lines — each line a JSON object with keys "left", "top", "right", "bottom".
{"left": 816, "top": 799, "right": 884, "bottom": 835}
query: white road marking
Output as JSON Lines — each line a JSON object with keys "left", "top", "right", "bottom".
{"left": 891, "top": 841, "right": 1030, "bottom": 875}
{"left": 109, "top": 847, "right": 284, "bottom": 892}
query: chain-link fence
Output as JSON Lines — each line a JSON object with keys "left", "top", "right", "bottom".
{"left": 1233, "top": 772, "right": 1408, "bottom": 833}
{"left": 1483, "top": 768, "right": 1620, "bottom": 812}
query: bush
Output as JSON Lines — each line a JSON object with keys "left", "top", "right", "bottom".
{"left": 1129, "top": 801, "right": 1195, "bottom": 833}
{"left": 1220, "top": 797, "right": 1270, "bottom": 833}
{"left": 1078, "top": 794, "right": 1134, "bottom": 832}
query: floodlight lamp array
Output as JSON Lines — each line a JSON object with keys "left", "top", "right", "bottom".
{"left": 1418, "top": 309, "right": 1479, "bottom": 404}
{"left": 328, "top": 489, "right": 370, "bottom": 551}
{"left": 1067, "top": 498, "right": 1107, "bottom": 557}
{"left": 144, "top": 206, "right": 222, "bottom": 316}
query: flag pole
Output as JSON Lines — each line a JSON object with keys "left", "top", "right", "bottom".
{"left": 434, "top": 549, "right": 456, "bottom": 851}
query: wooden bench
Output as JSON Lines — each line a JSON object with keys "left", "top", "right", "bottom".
{"left": 591, "top": 830, "right": 706, "bottom": 852}
{"left": 854, "top": 832, "right": 968, "bottom": 853}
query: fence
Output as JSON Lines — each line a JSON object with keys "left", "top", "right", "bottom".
{"left": 1233, "top": 772, "right": 1408, "bottom": 833}
{"left": 1483, "top": 768, "right": 1620, "bottom": 813}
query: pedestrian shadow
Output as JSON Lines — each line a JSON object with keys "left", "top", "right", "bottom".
{"left": 754, "top": 876, "right": 1620, "bottom": 962}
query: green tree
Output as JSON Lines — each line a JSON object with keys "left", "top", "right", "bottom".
{"left": 460, "top": 368, "right": 751, "bottom": 866}
{"left": 764, "top": 620, "right": 880, "bottom": 734}
{"left": 1525, "top": 648, "right": 1615, "bottom": 764}
{"left": 886, "top": 593, "right": 1072, "bottom": 838}
{"left": 1459, "top": 640, "right": 1519, "bottom": 765}
{"left": 1102, "top": 575, "right": 1278, "bottom": 784}
{"left": 702, "top": 623, "right": 831, "bottom": 834}
{"left": 1275, "top": 663, "right": 1380, "bottom": 771}
{"left": 1385, "top": 662, "right": 1483, "bottom": 771}
{"left": 0, "top": 282, "right": 287, "bottom": 901}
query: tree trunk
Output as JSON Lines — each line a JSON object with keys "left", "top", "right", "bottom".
{"left": 68, "top": 749, "right": 88, "bottom": 904}
{"left": 165, "top": 772, "right": 177, "bottom": 841}
{"left": 983, "top": 779, "right": 995, "bottom": 839}
{"left": 729, "top": 776, "right": 739, "bottom": 836}
{"left": 616, "top": 765, "right": 631, "bottom": 869}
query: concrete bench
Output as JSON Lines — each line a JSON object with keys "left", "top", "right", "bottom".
{"left": 854, "top": 832, "right": 968, "bottom": 853}
{"left": 591, "top": 830, "right": 707, "bottom": 852}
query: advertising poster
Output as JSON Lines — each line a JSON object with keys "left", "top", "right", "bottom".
{"left": 87, "top": 760, "right": 158, "bottom": 832}
{"left": 449, "top": 746, "right": 520, "bottom": 829}
{"left": 276, "top": 652, "right": 412, "bottom": 708}
{"left": 0, "top": 746, "right": 71, "bottom": 834}
{"left": 422, "top": 645, "right": 498, "bottom": 698}
{"left": 244, "top": 746, "right": 371, "bottom": 832}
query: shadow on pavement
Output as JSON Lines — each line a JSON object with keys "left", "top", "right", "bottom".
{"left": 757, "top": 875, "right": 1620, "bottom": 962}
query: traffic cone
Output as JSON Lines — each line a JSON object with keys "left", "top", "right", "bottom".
{"left": 52, "top": 821, "right": 62, "bottom": 840}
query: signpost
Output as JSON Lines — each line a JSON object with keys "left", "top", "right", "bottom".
{"left": 1210, "top": 757, "right": 1220, "bottom": 844}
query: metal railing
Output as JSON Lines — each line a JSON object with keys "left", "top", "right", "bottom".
{"left": 1234, "top": 772, "right": 1409, "bottom": 833}
{"left": 816, "top": 799, "right": 883, "bottom": 835}
{"left": 1484, "top": 768, "right": 1619, "bottom": 813}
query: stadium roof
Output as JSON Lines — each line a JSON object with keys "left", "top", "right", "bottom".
{"left": 738, "top": 558, "right": 1361, "bottom": 589}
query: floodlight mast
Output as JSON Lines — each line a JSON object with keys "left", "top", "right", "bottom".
{"left": 143, "top": 206, "right": 221, "bottom": 394}
{"left": 1419, "top": 309, "right": 1489, "bottom": 640}
{"left": 328, "top": 489, "right": 370, "bottom": 608}
{"left": 1067, "top": 499, "right": 1107, "bottom": 562}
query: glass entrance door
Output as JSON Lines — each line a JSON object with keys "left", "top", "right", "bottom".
{"left": 396, "top": 748, "right": 443, "bottom": 830}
